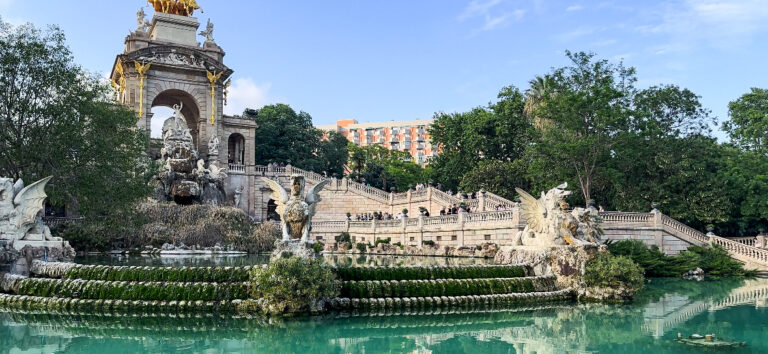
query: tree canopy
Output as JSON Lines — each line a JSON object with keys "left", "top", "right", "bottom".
{"left": 0, "top": 19, "right": 151, "bottom": 216}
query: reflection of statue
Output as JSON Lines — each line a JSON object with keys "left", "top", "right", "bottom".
{"left": 0, "top": 177, "right": 60, "bottom": 243}
{"left": 208, "top": 135, "right": 220, "bottom": 156}
{"left": 199, "top": 19, "right": 214, "bottom": 42}
{"left": 515, "top": 183, "right": 601, "bottom": 246}
{"left": 136, "top": 8, "right": 150, "bottom": 33}
{"left": 262, "top": 175, "right": 329, "bottom": 242}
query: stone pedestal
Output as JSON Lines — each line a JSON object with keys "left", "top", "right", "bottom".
{"left": 495, "top": 244, "right": 604, "bottom": 292}
{"left": 150, "top": 13, "right": 199, "bottom": 47}
{"left": 271, "top": 240, "right": 319, "bottom": 260}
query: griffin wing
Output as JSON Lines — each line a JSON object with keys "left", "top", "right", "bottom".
{"left": 260, "top": 177, "right": 289, "bottom": 216}
{"left": 13, "top": 176, "right": 52, "bottom": 228}
{"left": 515, "top": 187, "right": 548, "bottom": 233}
{"left": 305, "top": 180, "right": 330, "bottom": 217}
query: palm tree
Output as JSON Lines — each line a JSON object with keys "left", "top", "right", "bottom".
{"left": 524, "top": 75, "right": 555, "bottom": 130}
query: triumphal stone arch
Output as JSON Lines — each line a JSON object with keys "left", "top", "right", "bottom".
{"left": 111, "top": 2, "right": 257, "bottom": 214}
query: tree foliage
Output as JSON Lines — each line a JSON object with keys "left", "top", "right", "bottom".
{"left": 0, "top": 19, "right": 151, "bottom": 215}
{"left": 246, "top": 104, "right": 347, "bottom": 176}
{"left": 347, "top": 144, "right": 426, "bottom": 192}
{"left": 724, "top": 88, "right": 768, "bottom": 155}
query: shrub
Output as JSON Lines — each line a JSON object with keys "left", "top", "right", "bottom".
{"left": 335, "top": 232, "right": 351, "bottom": 243}
{"left": 230, "top": 221, "right": 280, "bottom": 253}
{"left": 607, "top": 240, "right": 752, "bottom": 277}
{"left": 374, "top": 238, "right": 391, "bottom": 247}
{"left": 249, "top": 257, "right": 340, "bottom": 315}
{"left": 355, "top": 243, "right": 367, "bottom": 253}
{"left": 422, "top": 240, "right": 435, "bottom": 246}
{"left": 584, "top": 252, "right": 644, "bottom": 291}
{"left": 312, "top": 242, "right": 325, "bottom": 253}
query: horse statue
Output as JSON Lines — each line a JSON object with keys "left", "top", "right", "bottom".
{"left": 147, "top": 0, "right": 202, "bottom": 17}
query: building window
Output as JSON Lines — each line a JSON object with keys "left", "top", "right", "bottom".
{"left": 410, "top": 237, "right": 415, "bottom": 241}
{"left": 484, "top": 235, "right": 491, "bottom": 240}
{"left": 451, "top": 235, "right": 457, "bottom": 241}
{"left": 317, "top": 236, "right": 323, "bottom": 240}
{"left": 436, "top": 236, "right": 442, "bottom": 241}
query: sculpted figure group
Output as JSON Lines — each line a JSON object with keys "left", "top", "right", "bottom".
{"left": 514, "top": 183, "right": 602, "bottom": 247}
{"left": 147, "top": 0, "right": 202, "bottom": 17}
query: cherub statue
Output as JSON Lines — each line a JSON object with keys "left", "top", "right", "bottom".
{"left": 0, "top": 176, "right": 61, "bottom": 243}
{"left": 261, "top": 175, "right": 329, "bottom": 242}
{"left": 136, "top": 8, "right": 151, "bottom": 33}
{"left": 514, "top": 183, "right": 600, "bottom": 246}
{"left": 199, "top": 19, "right": 215, "bottom": 42}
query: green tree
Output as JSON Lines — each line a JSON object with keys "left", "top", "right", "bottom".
{"left": 458, "top": 160, "right": 529, "bottom": 200}
{"left": 314, "top": 131, "right": 348, "bottom": 178}
{"left": 429, "top": 86, "right": 530, "bottom": 192}
{"left": 246, "top": 104, "right": 321, "bottom": 168}
{"left": 0, "top": 20, "right": 151, "bottom": 215}
{"left": 724, "top": 88, "right": 768, "bottom": 154}
{"left": 526, "top": 51, "right": 636, "bottom": 203}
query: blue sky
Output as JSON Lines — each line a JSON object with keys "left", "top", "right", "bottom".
{"left": 2, "top": 0, "right": 767, "bottom": 137}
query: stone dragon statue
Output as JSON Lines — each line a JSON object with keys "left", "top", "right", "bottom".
{"left": 0, "top": 176, "right": 61, "bottom": 243}
{"left": 261, "top": 175, "right": 329, "bottom": 242}
{"left": 514, "top": 183, "right": 602, "bottom": 246}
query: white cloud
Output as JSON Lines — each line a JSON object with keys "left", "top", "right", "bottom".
{"left": 638, "top": 0, "right": 768, "bottom": 50}
{"left": 557, "top": 26, "right": 603, "bottom": 42}
{"left": 223, "top": 78, "right": 275, "bottom": 116}
{"left": 458, "top": 0, "right": 525, "bottom": 34}
{"left": 566, "top": 5, "right": 583, "bottom": 12}
{"left": 458, "top": 0, "right": 502, "bottom": 21}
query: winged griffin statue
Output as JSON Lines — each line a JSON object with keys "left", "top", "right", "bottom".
{"left": 0, "top": 176, "right": 62, "bottom": 243}
{"left": 514, "top": 183, "right": 602, "bottom": 247}
{"left": 261, "top": 175, "right": 329, "bottom": 242}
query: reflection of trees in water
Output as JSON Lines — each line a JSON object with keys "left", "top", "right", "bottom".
{"left": 1, "top": 279, "right": 765, "bottom": 353}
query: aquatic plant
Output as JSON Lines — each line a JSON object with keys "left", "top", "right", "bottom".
{"left": 248, "top": 257, "right": 341, "bottom": 315}
{"left": 340, "top": 276, "right": 554, "bottom": 298}
{"left": 334, "top": 265, "right": 527, "bottom": 281}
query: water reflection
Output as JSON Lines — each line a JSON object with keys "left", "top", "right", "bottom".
{"left": 75, "top": 254, "right": 494, "bottom": 267}
{"left": 1, "top": 278, "right": 767, "bottom": 353}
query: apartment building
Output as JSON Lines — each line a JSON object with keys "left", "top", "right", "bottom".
{"left": 316, "top": 119, "right": 437, "bottom": 165}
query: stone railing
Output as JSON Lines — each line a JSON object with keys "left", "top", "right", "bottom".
{"left": 464, "top": 210, "right": 516, "bottom": 224}
{"left": 728, "top": 236, "right": 757, "bottom": 246}
{"left": 659, "top": 215, "right": 710, "bottom": 245}
{"left": 43, "top": 217, "right": 84, "bottom": 228}
{"left": 710, "top": 236, "right": 768, "bottom": 266}
{"left": 228, "top": 164, "right": 245, "bottom": 174}
{"left": 484, "top": 191, "right": 517, "bottom": 209}
{"left": 599, "top": 212, "right": 654, "bottom": 223}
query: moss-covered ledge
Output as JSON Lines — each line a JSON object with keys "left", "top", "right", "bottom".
{"left": 30, "top": 260, "right": 257, "bottom": 282}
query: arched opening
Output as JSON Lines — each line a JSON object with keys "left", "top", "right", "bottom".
{"left": 267, "top": 199, "right": 280, "bottom": 221}
{"left": 150, "top": 89, "right": 201, "bottom": 146}
{"left": 228, "top": 133, "right": 246, "bottom": 165}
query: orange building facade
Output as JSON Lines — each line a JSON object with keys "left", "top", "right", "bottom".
{"left": 316, "top": 119, "right": 437, "bottom": 165}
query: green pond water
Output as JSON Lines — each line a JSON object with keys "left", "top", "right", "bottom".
{"left": 2, "top": 277, "right": 767, "bottom": 353}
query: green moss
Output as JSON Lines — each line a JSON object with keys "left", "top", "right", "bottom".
{"left": 333, "top": 265, "right": 527, "bottom": 281}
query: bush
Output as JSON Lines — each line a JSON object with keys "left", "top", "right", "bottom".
{"left": 374, "top": 238, "right": 391, "bottom": 247}
{"left": 55, "top": 202, "right": 256, "bottom": 253}
{"left": 335, "top": 232, "right": 351, "bottom": 243}
{"left": 355, "top": 243, "right": 367, "bottom": 253}
{"left": 230, "top": 221, "right": 280, "bottom": 253}
{"left": 249, "top": 257, "right": 340, "bottom": 315}
{"left": 584, "top": 252, "right": 644, "bottom": 291}
{"left": 312, "top": 242, "right": 325, "bottom": 253}
{"left": 422, "top": 240, "right": 436, "bottom": 246}
{"left": 607, "top": 240, "right": 752, "bottom": 277}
